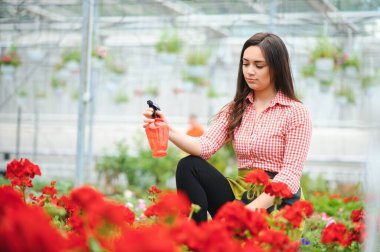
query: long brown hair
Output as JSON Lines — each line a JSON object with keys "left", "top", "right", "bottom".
{"left": 218, "top": 32, "right": 299, "bottom": 140}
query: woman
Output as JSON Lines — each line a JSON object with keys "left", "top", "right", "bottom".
{"left": 143, "top": 32, "right": 312, "bottom": 223}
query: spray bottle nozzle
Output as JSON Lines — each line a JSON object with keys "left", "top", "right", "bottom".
{"left": 147, "top": 100, "right": 161, "bottom": 118}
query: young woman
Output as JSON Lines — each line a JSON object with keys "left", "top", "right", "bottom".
{"left": 143, "top": 32, "right": 312, "bottom": 223}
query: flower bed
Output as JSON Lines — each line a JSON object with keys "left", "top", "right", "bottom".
{"left": 0, "top": 158, "right": 364, "bottom": 251}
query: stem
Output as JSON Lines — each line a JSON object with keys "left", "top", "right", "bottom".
{"left": 21, "top": 186, "right": 26, "bottom": 204}
{"left": 188, "top": 209, "right": 195, "bottom": 221}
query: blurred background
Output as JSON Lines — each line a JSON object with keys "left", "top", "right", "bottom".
{"left": 0, "top": 0, "right": 379, "bottom": 195}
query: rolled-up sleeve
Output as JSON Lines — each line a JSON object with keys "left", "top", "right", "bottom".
{"left": 199, "top": 110, "right": 229, "bottom": 160}
{"left": 272, "top": 105, "right": 312, "bottom": 193}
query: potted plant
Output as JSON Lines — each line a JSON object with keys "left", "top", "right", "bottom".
{"left": 114, "top": 91, "right": 129, "bottom": 105}
{"left": 61, "top": 48, "right": 81, "bottom": 64}
{"left": 186, "top": 49, "right": 211, "bottom": 78}
{"left": 144, "top": 86, "right": 159, "bottom": 97}
{"left": 16, "top": 89, "right": 28, "bottom": 107}
{"left": 51, "top": 75, "right": 67, "bottom": 92}
{"left": 301, "top": 63, "right": 316, "bottom": 78}
{"left": 340, "top": 53, "right": 360, "bottom": 77}
{"left": 155, "top": 31, "right": 182, "bottom": 63}
{"left": 319, "top": 79, "right": 334, "bottom": 93}
{"left": 310, "top": 36, "right": 339, "bottom": 80}
{"left": 92, "top": 45, "right": 108, "bottom": 68}
{"left": 0, "top": 45, "right": 21, "bottom": 77}
{"left": 335, "top": 86, "right": 355, "bottom": 105}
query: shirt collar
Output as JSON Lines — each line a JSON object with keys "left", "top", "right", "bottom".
{"left": 245, "top": 91, "right": 292, "bottom": 107}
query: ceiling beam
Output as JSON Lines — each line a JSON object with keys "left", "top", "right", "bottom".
{"left": 152, "top": 0, "right": 229, "bottom": 38}
{"left": 307, "top": 0, "right": 359, "bottom": 35}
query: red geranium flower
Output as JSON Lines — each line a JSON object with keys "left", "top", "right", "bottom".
{"left": 144, "top": 191, "right": 191, "bottom": 220}
{"left": 244, "top": 170, "right": 270, "bottom": 186}
{"left": 264, "top": 182, "right": 293, "bottom": 199}
{"left": 148, "top": 185, "right": 161, "bottom": 194}
{"left": 321, "top": 222, "right": 351, "bottom": 247}
{"left": 343, "top": 196, "right": 359, "bottom": 203}
{"left": 0, "top": 198, "right": 67, "bottom": 252}
{"left": 349, "top": 222, "right": 366, "bottom": 243}
{"left": 5, "top": 158, "right": 41, "bottom": 188}
{"left": 257, "top": 229, "right": 299, "bottom": 252}
{"left": 351, "top": 208, "right": 365, "bottom": 223}
{"left": 281, "top": 200, "right": 313, "bottom": 228}
{"left": 214, "top": 201, "right": 269, "bottom": 239}
{"left": 264, "top": 182, "right": 293, "bottom": 209}
{"left": 244, "top": 170, "right": 271, "bottom": 199}
{"left": 114, "top": 225, "right": 178, "bottom": 252}
{"left": 189, "top": 220, "right": 242, "bottom": 252}
{"left": 69, "top": 186, "right": 135, "bottom": 236}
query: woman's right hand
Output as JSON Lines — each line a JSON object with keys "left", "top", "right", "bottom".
{"left": 143, "top": 108, "right": 167, "bottom": 128}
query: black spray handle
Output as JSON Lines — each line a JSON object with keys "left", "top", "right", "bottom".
{"left": 147, "top": 100, "right": 161, "bottom": 118}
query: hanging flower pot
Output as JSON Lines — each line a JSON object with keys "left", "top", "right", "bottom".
{"left": 1, "top": 65, "right": 15, "bottom": 81}
{"left": 187, "top": 66, "right": 207, "bottom": 78}
{"left": 315, "top": 58, "right": 334, "bottom": 81}
{"left": 319, "top": 79, "right": 333, "bottom": 93}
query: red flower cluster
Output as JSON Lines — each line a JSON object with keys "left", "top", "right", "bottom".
{"left": 148, "top": 185, "right": 161, "bottom": 194}
{"left": 264, "top": 182, "right": 293, "bottom": 199}
{"left": 321, "top": 223, "right": 351, "bottom": 247}
{"left": 321, "top": 208, "right": 366, "bottom": 248}
{"left": 1, "top": 158, "right": 364, "bottom": 252}
{"left": 244, "top": 169, "right": 270, "bottom": 186}
{"left": 0, "top": 186, "right": 66, "bottom": 252}
{"left": 282, "top": 200, "right": 314, "bottom": 228}
{"left": 351, "top": 208, "right": 364, "bottom": 223}
{"left": 144, "top": 191, "right": 191, "bottom": 221}
{"left": 5, "top": 158, "right": 41, "bottom": 188}
{"left": 148, "top": 185, "right": 161, "bottom": 203}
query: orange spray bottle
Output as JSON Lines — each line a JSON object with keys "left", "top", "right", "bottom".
{"left": 145, "top": 100, "right": 169, "bottom": 157}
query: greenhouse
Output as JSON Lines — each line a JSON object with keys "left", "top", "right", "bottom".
{"left": 0, "top": 0, "right": 379, "bottom": 251}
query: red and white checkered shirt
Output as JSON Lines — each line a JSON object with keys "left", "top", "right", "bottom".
{"left": 199, "top": 91, "right": 312, "bottom": 193}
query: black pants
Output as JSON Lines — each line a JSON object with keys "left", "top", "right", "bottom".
{"left": 176, "top": 155, "right": 235, "bottom": 223}
{"left": 176, "top": 155, "right": 302, "bottom": 223}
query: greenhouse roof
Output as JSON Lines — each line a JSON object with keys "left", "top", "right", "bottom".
{"left": 1, "top": 0, "right": 380, "bottom": 48}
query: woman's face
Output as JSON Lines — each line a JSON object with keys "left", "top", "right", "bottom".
{"left": 242, "top": 46, "right": 274, "bottom": 93}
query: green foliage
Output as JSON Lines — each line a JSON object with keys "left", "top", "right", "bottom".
{"left": 16, "top": 89, "right": 28, "bottom": 97}
{"left": 105, "top": 57, "right": 126, "bottom": 75}
{"left": 44, "top": 202, "right": 66, "bottom": 218}
{"left": 155, "top": 31, "right": 182, "bottom": 54}
{"left": 319, "top": 79, "right": 334, "bottom": 89}
{"left": 144, "top": 86, "right": 159, "bottom": 97}
{"left": 208, "top": 143, "right": 236, "bottom": 176}
{"left": 183, "top": 73, "right": 209, "bottom": 87}
{"left": 114, "top": 92, "right": 129, "bottom": 104}
{"left": 134, "top": 143, "right": 182, "bottom": 189}
{"left": 51, "top": 76, "right": 66, "bottom": 89}
{"left": 207, "top": 86, "right": 222, "bottom": 98}
{"left": 342, "top": 55, "right": 360, "bottom": 71}
{"left": 311, "top": 36, "right": 338, "bottom": 60}
{"left": 0, "top": 175, "right": 10, "bottom": 186}
{"left": 0, "top": 44, "right": 22, "bottom": 67}
{"left": 186, "top": 50, "right": 211, "bottom": 66}
{"left": 33, "top": 178, "right": 73, "bottom": 195}
{"left": 335, "top": 86, "right": 355, "bottom": 104}
{"left": 96, "top": 141, "right": 138, "bottom": 190}
{"left": 310, "top": 194, "right": 362, "bottom": 219}
{"left": 300, "top": 174, "right": 364, "bottom": 251}
{"left": 62, "top": 48, "right": 81, "bottom": 63}
{"left": 301, "top": 64, "right": 316, "bottom": 78}
{"left": 301, "top": 174, "right": 329, "bottom": 199}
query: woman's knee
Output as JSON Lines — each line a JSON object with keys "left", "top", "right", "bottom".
{"left": 176, "top": 155, "right": 203, "bottom": 176}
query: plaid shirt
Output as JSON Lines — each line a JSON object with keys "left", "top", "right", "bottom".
{"left": 199, "top": 91, "right": 312, "bottom": 193}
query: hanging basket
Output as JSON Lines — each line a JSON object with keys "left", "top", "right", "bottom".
{"left": 315, "top": 58, "right": 334, "bottom": 81}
